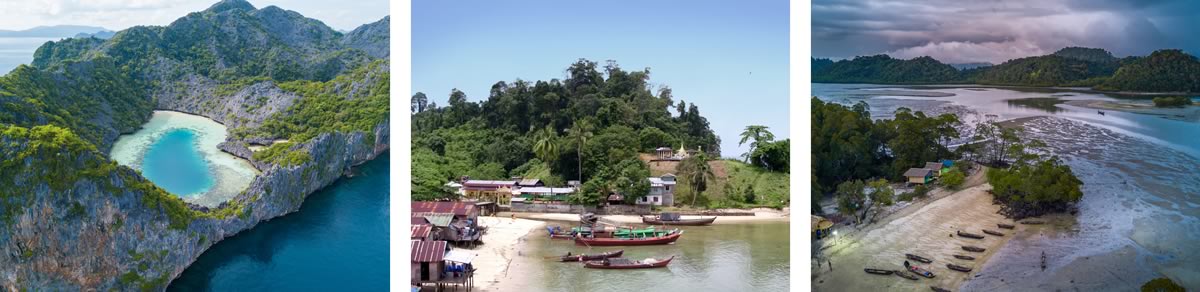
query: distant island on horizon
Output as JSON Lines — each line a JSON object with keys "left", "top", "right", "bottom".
{"left": 813, "top": 47, "right": 1200, "bottom": 94}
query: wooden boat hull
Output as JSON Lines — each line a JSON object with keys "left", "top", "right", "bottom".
{"left": 905, "top": 262, "right": 935, "bottom": 278}
{"left": 583, "top": 256, "right": 674, "bottom": 269}
{"left": 982, "top": 229, "right": 1004, "bottom": 236}
{"left": 956, "top": 231, "right": 984, "bottom": 239}
{"left": 906, "top": 253, "right": 933, "bottom": 264}
{"left": 947, "top": 264, "right": 972, "bottom": 272}
{"left": 931, "top": 287, "right": 951, "bottom": 292}
{"left": 641, "top": 216, "right": 717, "bottom": 226}
{"left": 864, "top": 268, "right": 893, "bottom": 275}
{"left": 962, "top": 246, "right": 986, "bottom": 252}
{"left": 998, "top": 223, "right": 1015, "bottom": 229}
{"left": 559, "top": 250, "right": 624, "bottom": 262}
{"left": 1021, "top": 220, "right": 1045, "bottom": 225}
{"left": 575, "top": 231, "right": 683, "bottom": 246}
{"left": 953, "top": 255, "right": 975, "bottom": 260}
{"left": 895, "top": 271, "right": 918, "bottom": 280}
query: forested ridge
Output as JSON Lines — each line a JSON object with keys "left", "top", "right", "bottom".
{"left": 412, "top": 59, "right": 723, "bottom": 204}
{"left": 813, "top": 47, "right": 1200, "bottom": 93}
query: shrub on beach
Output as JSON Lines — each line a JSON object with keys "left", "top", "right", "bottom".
{"left": 1141, "top": 277, "right": 1185, "bottom": 292}
{"left": 1152, "top": 96, "right": 1193, "bottom": 107}
{"left": 941, "top": 167, "right": 965, "bottom": 189}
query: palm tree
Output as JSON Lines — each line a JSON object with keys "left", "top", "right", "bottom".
{"left": 739, "top": 125, "right": 774, "bottom": 162}
{"left": 567, "top": 119, "right": 595, "bottom": 182}
{"left": 678, "top": 153, "right": 715, "bottom": 207}
{"left": 532, "top": 126, "right": 559, "bottom": 166}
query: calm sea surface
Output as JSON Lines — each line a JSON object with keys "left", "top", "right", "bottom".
{"left": 142, "top": 129, "right": 213, "bottom": 196}
{"left": 0, "top": 37, "right": 53, "bottom": 74}
{"left": 168, "top": 154, "right": 390, "bottom": 291}
{"left": 510, "top": 222, "right": 790, "bottom": 291}
{"left": 814, "top": 83, "right": 1200, "bottom": 290}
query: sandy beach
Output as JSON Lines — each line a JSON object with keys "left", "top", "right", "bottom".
{"left": 514, "top": 208, "right": 790, "bottom": 225}
{"left": 456, "top": 216, "right": 546, "bottom": 292}
{"left": 812, "top": 183, "right": 1023, "bottom": 291}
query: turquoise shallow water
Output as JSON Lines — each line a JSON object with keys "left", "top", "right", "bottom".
{"left": 167, "top": 154, "right": 390, "bottom": 291}
{"left": 142, "top": 129, "right": 213, "bottom": 196}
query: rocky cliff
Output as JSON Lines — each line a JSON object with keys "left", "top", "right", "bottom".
{"left": 0, "top": 0, "right": 390, "bottom": 290}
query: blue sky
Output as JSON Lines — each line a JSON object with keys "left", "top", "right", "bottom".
{"left": 413, "top": 0, "right": 789, "bottom": 158}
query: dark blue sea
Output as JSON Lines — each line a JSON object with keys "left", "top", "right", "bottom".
{"left": 167, "top": 153, "right": 390, "bottom": 291}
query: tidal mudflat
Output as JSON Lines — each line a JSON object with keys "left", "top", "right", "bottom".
{"left": 110, "top": 110, "right": 258, "bottom": 207}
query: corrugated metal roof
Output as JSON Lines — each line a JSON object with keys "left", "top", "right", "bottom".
{"left": 411, "top": 240, "right": 447, "bottom": 262}
{"left": 422, "top": 213, "right": 455, "bottom": 227}
{"left": 648, "top": 177, "right": 677, "bottom": 185}
{"left": 412, "top": 201, "right": 477, "bottom": 216}
{"left": 925, "top": 162, "right": 943, "bottom": 170}
{"left": 518, "top": 187, "right": 576, "bottom": 194}
{"left": 412, "top": 224, "right": 432, "bottom": 239}
{"left": 904, "top": 168, "right": 933, "bottom": 177}
{"left": 518, "top": 178, "right": 541, "bottom": 186}
{"left": 444, "top": 249, "right": 476, "bottom": 264}
{"left": 463, "top": 180, "right": 516, "bottom": 187}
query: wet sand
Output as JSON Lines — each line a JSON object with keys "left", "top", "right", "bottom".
{"left": 812, "top": 184, "right": 1020, "bottom": 291}
{"left": 465, "top": 216, "right": 546, "bottom": 292}
{"left": 1068, "top": 100, "right": 1200, "bottom": 122}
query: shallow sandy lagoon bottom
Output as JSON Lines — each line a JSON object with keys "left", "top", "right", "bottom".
{"left": 110, "top": 111, "right": 259, "bottom": 207}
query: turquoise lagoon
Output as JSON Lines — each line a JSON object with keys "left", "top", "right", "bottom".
{"left": 109, "top": 111, "right": 258, "bottom": 207}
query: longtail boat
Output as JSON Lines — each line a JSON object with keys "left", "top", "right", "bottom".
{"left": 982, "top": 229, "right": 1004, "bottom": 236}
{"left": 641, "top": 213, "right": 716, "bottom": 226}
{"left": 895, "top": 271, "right": 918, "bottom": 280}
{"left": 906, "top": 253, "right": 933, "bottom": 264}
{"left": 864, "top": 268, "right": 893, "bottom": 275}
{"left": 947, "top": 264, "right": 972, "bottom": 272}
{"left": 997, "top": 223, "right": 1015, "bottom": 229}
{"left": 904, "top": 261, "right": 935, "bottom": 278}
{"left": 559, "top": 250, "right": 623, "bottom": 262}
{"left": 583, "top": 256, "right": 674, "bottom": 269}
{"left": 953, "top": 255, "right": 975, "bottom": 261}
{"left": 574, "top": 230, "right": 683, "bottom": 246}
{"left": 931, "top": 287, "right": 951, "bottom": 292}
{"left": 1021, "top": 220, "right": 1045, "bottom": 225}
{"left": 962, "top": 246, "right": 986, "bottom": 252}
{"left": 956, "top": 231, "right": 984, "bottom": 239}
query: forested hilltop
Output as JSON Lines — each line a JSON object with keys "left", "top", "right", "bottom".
{"left": 412, "top": 59, "right": 738, "bottom": 204}
{"left": 813, "top": 47, "right": 1200, "bottom": 93}
{"left": 1, "top": 0, "right": 389, "bottom": 290}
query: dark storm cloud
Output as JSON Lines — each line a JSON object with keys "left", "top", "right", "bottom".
{"left": 813, "top": 0, "right": 1200, "bottom": 64}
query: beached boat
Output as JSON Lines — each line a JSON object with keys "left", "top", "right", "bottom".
{"left": 904, "top": 261, "right": 935, "bottom": 278}
{"left": 953, "top": 255, "right": 975, "bottom": 261}
{"left": 583, "top": 256, "right": 674, "bottom": 269}
{"left": 1021, "top": 220, "right": 1045, "bottom": 225}
{"left": 559, "top": 250, "right": 624, "bottom": 262}
{"left": 906, "top": 253, "right": 933, "bottom": 264}
{"left": 574, "top": 229, "right": 683, "bottom": 246}
{"left": 997, "top": 223, "right": 1015, "bottom": 229}
{"left": 931, "top": 286, "right": 951, "bottom": 292}
{"left": 947, "top": 263, "right": 972, "bottom": 272}
{"left": 962, "top": 246, "right": 986, "bottom": 252}
{"left": 864, "top": 268, "right": 893, "bottom": 275}
{"left": 641, "top": 213, "right": 717, "bottom": 226}
{"left": 894, "top": 271, "right": 919, "bottom": 280}
{"left": 982, "top": 229, "right": 1004, "bottom": 236}
{"left": 956, "top": 231, "right": 984, "bottom": 239}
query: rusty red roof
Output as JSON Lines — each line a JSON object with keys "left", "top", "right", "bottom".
{"left": 412, "top": 201, "right": 477, "bottom": 216}
{"left": 412, "top": 224, "right": 432, "bottom": 239}
{"left": 411, "top": 240, "right": 447, "bottom": 262}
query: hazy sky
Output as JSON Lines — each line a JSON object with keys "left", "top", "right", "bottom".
{"left": 814, "top": 0, "right": 1200, "bottom": 64}
{"left": 0, "top": 0, "right": 388, "bottom": 31}
{"left": 413, "top": 0, "right": 790, "bottom": 158}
